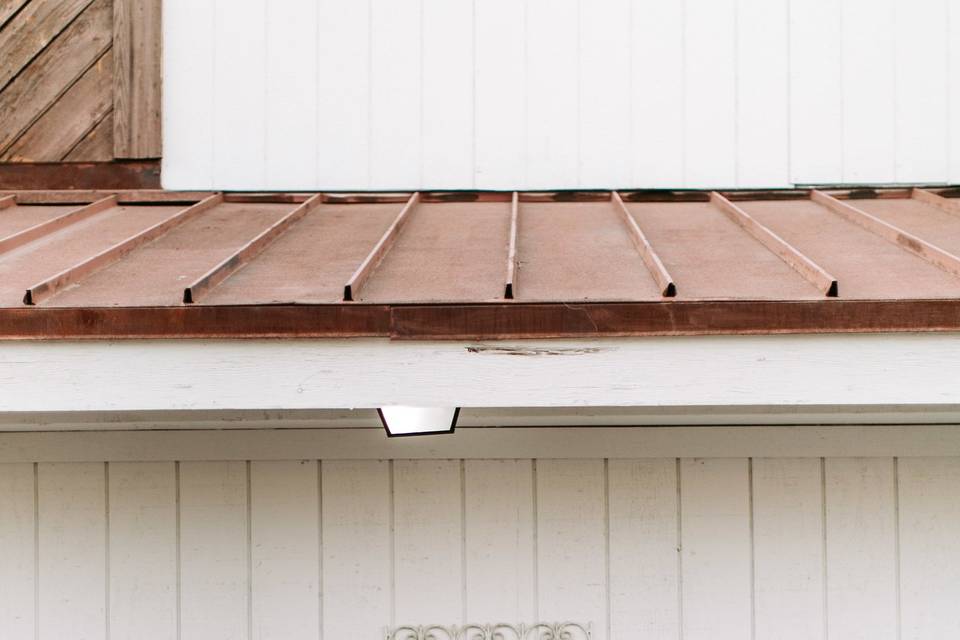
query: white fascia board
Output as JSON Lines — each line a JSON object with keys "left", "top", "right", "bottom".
{"left": 1, "top": 333, "right": 959, "bottom": 413}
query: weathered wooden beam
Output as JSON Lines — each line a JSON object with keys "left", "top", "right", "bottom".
{"left": 812, "top": 189, "right": 960, "bottom": 280}
{"left": 0, "top": 194, "right": 116, "bottom": 256}
{"left": 343, "top": 192, "right": 419, "bottom": 301}
{"left": 184, "top": 194, "right": 324, "bottom": 303}
{"left": 113, "top": 0, "right": 162, "bottom": 158}
{"left": 0, "top": 161, "right": 161, "bottom": 190}
{"left": 612, "top": 191, "right": 677, "bottom": 297}
{"left": 504, "top": 192, "right": 519, "bottom": 299}
{"left": 23, "top": 193, "right": 222, "bottom": 305}
{"left": 912, "top": 188, "right": 960, "bottom": 216}
{"left": 711, "top": 192, "right": 838, "bottom": 296}
{"left": 5, "top": 299, "right": 960, "bottom": 340}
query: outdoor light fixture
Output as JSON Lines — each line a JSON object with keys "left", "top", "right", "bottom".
{"left": 377, "top": 406, "right": 460, "bottom": 437}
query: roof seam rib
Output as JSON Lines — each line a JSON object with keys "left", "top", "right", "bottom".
{"left": 812, "top": 190, "right": 960, "bottom": 283}
{"left": 612, "top": 191, "right": 677, "bottom": 298}
{"left": 22, "top": 192, "right": 223, "bottom": 305}
{"left": 183, "top": 193, "right": 324, "bottom": 304}
{"left": 912, "top": 188, "right": 960, "bottom": 217}
{"left": 710, "top": 191, "right": 839, "bottom": 297}
{"left": 504, "top": 192, "right": 519, "bottom": 300}
{"left": 342, "top": 192, "right": 419, "bottom": 302}
{"left": 0, "top": 194, "right": 116, "bottom": 257}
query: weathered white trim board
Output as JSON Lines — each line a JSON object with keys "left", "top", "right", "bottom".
{"left": 2, "top": 334, "right": 960, "bottom": 412}
{"left": 3, "top": 425, "right": 960, "bottom": 462}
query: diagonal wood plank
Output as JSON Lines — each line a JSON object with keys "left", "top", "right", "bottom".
{"left": 0, "top": 0, "right": 31, "bottom": 30}
{"left": 2, "top": 48, "right": 113, "bottom": 162}
{"left": 0, "top": 0, "right": 112, "bottom": 156}
{"left": 0, "top": 0, "right": 97, "bottom": 92}
{"left": 63, "top": 110, "right": 113, "bottom": 161}
{"left": 113, "top": 0, "right": 162, "bottom": 158}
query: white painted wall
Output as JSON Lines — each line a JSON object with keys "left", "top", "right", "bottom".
{"left": 3, "top": 452, "right": 960, "bottom": 640}
{"left": 162, "top": 0, "right": 960, "bottom": 190}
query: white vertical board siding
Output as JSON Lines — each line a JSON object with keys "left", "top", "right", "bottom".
{"left": 463, "top": 460, "right": 536, "bottom": 622}
{"left": 751, "top": 458, "right": 825, "bottom": 640}
{"left": 736, "top": 0, "right": 789, "bottom": 187}
{"left": 579, "top": 0, "right": 631, "bottom": 187}
{"left": 211, "top": 0, "right": 267, "bottom": 188}
{"left": 630, "top": 0, "right": 684, "bottom": 187}
{"left": 789, "top": 0, "right": 843, "bottom": 185}
{"left": 179, "top": 461, "right": 249, "bottom": 640}
{"left": 536, "top": 460, "right": 607, "bottom": 639}
{"left": 894, "top": 0, "right": 948, "bottom": 183}
{"left": 369, "top": 0, "right": 422, "bottom": 189}
{"left": 316, "top": 0, "right": 370, "bottom": 189}
{"left": 0, "top": 464, "right": 35, "bottom": 640}
{"left": 525, "top": 0, "right": 580, "bottom": 189}
{"left": 421, "top": 0, "right": 474, "bottom": 187}
{"left": 841, "top": 0, "right": 896, "bottom": 183}
{"left": 249, "top": 461, "right": 319, "bottom": 640}
{"left": 825, "top": 458, "right": 898, "bottom": 640}
{"left": 680, "top": 458, "right": 752, "bottom": 640}
{"left": 265, "top": 1, "right": 318, "bottom": 189}
{"left": 393, "top": 460, "right": 464, "bottom": 624}
{"left": 321, "top": 460, "right": 391, "bottom": 639}
{"left": 7, "top": 453, "right": 960, "bottom": 637}
{"left": 607, "top": 459, "right": 679, "bottom": 639}
{"left": 163, "top": 0, "right": 960, "bottom": 190}
{"left": 108, "top": 462, "right": 177, "bottom": 640}
{"left": 37, "top": 463, "right": 107, "bottom": 640}
{"left": 898, "top": 458, "right": 960, "bottom": 640}
{"left": 683, "top": 0, "right": 737, "bottom": 188}
{"left": 474, "top": 0, "right": 526, "bottom": 189}
{"left": 161, "top": 0, "right": 215, "bottom": 188}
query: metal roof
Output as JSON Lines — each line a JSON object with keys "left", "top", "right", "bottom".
{"left": 1, "top": 187, "right": 960, "bottom": 339}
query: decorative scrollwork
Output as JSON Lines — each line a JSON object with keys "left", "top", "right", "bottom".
{"left": 385, "top": 622, "right": 591, "bottom": 640}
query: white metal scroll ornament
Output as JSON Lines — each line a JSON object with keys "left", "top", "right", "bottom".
{"left": 385, "top": 622, "right": 591, "bottom": 640}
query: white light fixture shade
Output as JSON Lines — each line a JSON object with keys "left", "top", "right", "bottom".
{"left": 377, "top": 406, "right": 459, "bottom": 437}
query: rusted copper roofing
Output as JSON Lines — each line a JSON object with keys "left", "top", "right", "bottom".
{"left": 1, "top": 187, "right": 960, "bottom": 339}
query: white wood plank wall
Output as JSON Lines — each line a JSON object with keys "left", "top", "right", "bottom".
{"left": 4, "top": 456, "right": 960, "bottom": 639}
{"left": 163, "top": 0, "right": 960, "bottom": 190}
